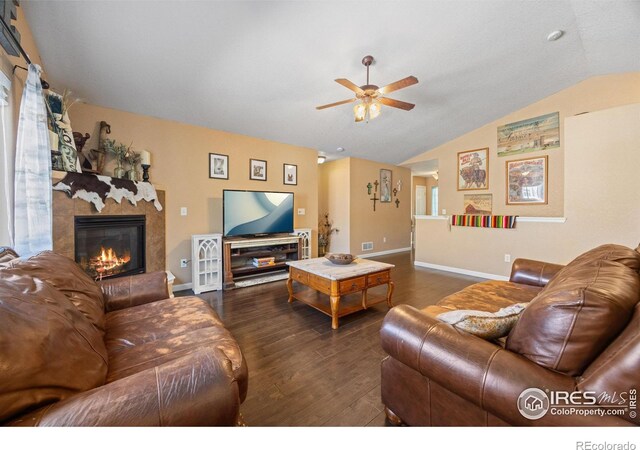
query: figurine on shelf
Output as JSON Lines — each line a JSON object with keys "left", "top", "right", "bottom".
{"left": 73, "top": 131, "right": 95, "bottom": 173}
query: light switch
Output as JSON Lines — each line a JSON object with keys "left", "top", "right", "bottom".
{"left": 297, "top": 208, "right": 305, "bottom": 215}
{"left": 180, "top": 207, "right": 187, "bottom": 216}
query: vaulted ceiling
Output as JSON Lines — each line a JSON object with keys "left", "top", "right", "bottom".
{"left": 24, "top": 1, "right": 640, "bottom": 165}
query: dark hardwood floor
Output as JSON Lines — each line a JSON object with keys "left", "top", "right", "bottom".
{"left": 177, "top": 251, "right": 482, "bottom": 426}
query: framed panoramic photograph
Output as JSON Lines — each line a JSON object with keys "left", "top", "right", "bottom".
{"left": 506, "top": 155, "right": 548, "bottom": 205}
{"left": 209, "top": 153, "right": 229, "bottom": 179}
{"left": 283, "top": 163, "right": 297, "bottom": 185}
{"left": 250, "top": 159, "right": 267, "bottom": 181}
{"left": 464, "top": 194, "right": 492, "bottom": 215}
{"left": 380, "top": 169, "right": 392, "bottom": 202}
{"left": 497, "top": 112, "right": 559, "bottom": 157}
{"left": 457, "top": 148, "right": 489, "bottom": 191}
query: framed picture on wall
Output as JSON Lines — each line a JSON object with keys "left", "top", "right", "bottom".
{"left": 283, "top": 163, "right": 297, "bottom": 185}
{"left": 457, "top": 148, "right": 489, "bottom": 190}
{"left": 250, "top": 159, "right": 267, "bottom": 181}
{"left": 506, "top": 155, "right": 548, "bottom": 205}
{"left": 497, "top": 112, "right": 559, "bottom": 157}
{"left": 380, "top": 169, "right": 392, "bottom": 202}
{"left": 209, "top": 153, "right": 229, "bottom": 179}
{"left": 463, "top": 194, "right": 492, "bottom": 215}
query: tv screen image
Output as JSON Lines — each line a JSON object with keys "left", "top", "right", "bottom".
{"left": 223, "top": 190, "right": 294, "bottom": 237}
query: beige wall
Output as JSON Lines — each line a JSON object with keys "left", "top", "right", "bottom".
{"left": 320, "top": 157, "right": 412, "bottom": 256}
{"left": 0, "top": 6, "right": 46, "bottom": 246}
{"left": 70, "top": 103, "right": 318, "bottom": 285}
{"left": 415, "top": 102, "right": 640, "bottom": 277}
{"left": 404, "top": 73, "right": 640, "bottom": 218}
{"left": 318, "top": 158, "right": 350, "bottom": 253}
{"left": 349, "top": 157, "right": 412, "bottom": 256}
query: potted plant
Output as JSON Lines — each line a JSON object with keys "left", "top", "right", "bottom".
{"left": 125, "top": 149, "right": 141, "bottom": 181}
{"left": 318, "top": 213, "right": 339, "bottom": 256}
{"left": 104, "top": 139, "right": 130, "bottom": 179}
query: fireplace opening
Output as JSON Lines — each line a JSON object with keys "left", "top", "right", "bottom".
{"left": 75, "top": 215, "right": 146, "bottom": 280}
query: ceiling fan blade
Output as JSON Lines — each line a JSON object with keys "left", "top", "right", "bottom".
{"left": 378, "top": 97, "right": 415, "bottom": 111}
{"left": 316, "top": 98, "right": 356, "bottom": 110}
{"left": 335, "top": 78, "right": 365, "bottom": 95}
{"left": 377, "top": 76, "right": 418, "bottom": 95}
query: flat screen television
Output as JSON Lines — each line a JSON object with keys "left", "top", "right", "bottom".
{"left": 223, "top": 190, "right": 294, "bottom": 237}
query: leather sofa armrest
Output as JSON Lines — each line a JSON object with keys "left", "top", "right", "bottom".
{"left": 99, "top": 271, "right": 169, "bottom": 312}
{"left": 509, "top": 258, "right": 564, "bottom": 287}
{"left": 10, "top": 349, "right": 240, "bottom": 426}
{"left": 381, "top": 305, "right": 630, "bottom": 426}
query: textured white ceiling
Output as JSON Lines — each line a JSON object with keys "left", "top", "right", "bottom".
{"left": 23, "top": 1, "right": 640, "bottom": 165}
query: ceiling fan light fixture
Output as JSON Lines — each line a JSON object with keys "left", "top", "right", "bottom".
{"left": 354, "top": 103, "right": 366, "bottom": 122}
{"left": 369, "top": 101, "right": 381, "bottom": 120}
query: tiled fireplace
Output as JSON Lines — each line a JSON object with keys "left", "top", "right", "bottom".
{"left": 75, "top": 215, "right": 146, "bottom": 280}
{"left": 52, "top": 189, "right": 165, "bottom": 275}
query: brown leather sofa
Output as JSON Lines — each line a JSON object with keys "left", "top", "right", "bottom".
{"left": 0, "top": 250, "right": 247, "bottom": 426}
{"left": 381, "top": 244, "right": 639, "bottom": 426}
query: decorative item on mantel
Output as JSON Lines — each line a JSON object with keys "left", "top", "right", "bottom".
{"left": 53, "top": 172, "right": 163, "bottom": 213}
{"left": 125, "top": 148, "right": 141, "bottom": 181}
{"left": 45, "top": 89, "right": 82, "bottom": 173}
{"left": 73, "top": 131, "right": 96, "bottom": 173}
{"left": 88, "top": 121, "right": 111, "bottom": 174}
{"left": 140, "top": 150, "right": 151, "bottom": 182}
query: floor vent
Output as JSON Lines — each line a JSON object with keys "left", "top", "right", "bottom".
{"left": 361, "top": 242, "right": 374, "bottom": 251}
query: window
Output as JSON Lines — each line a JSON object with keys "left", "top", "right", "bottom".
{"left": 431, "top": 186, "right": 438, "bottom": 216}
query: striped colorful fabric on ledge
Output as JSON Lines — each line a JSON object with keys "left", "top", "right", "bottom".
{"left": 450, "top": 215, "right": 518, "bottom": 229}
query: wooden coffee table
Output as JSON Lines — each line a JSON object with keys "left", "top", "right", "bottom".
{"left": 286, "top": 257, "right": 395, "bottom": 329}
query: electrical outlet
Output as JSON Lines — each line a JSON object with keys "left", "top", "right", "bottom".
{"left": 180, "top": 259, "right": 188, "bottom": 268}
{"left": 442, "top": 209, "right": 447, "bottom": 215}
{"left": 504, "top": 254, "right": 511, "bottom": 263}
{"left": 180, "top": 207, "right": 188, "bottom": 216}
{"left": 297, "top": 208, "right": 305, "bottom": 215}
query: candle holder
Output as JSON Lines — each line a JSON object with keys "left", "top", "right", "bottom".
{"left": 142, "top": 164, "right": 150, "bottom": 182}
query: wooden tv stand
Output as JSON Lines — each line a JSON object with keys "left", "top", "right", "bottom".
{"left": 223, "top": 234, "right": 301, "bottom": 289}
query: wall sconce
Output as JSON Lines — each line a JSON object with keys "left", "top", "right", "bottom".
{"left": 317, "top": 155, "right": 326, "bottom": 164}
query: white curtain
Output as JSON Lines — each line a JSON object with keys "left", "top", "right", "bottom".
{"left": 0, "top": 68, "right": 14, "bottom": 246}
{"left": 14, "top": 64, "right": 52, "bottom": 256}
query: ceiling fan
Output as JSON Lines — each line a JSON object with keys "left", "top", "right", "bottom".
{"left": 316, "top": 55, "right": 418, "bottom": 122}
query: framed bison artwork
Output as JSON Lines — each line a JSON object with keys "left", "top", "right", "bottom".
{"left": 457, "top": 148, "right": 489, "bottom": 191}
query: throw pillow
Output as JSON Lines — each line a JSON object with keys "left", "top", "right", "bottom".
{"left": 437, "top": 303, "right": 528, "bottom": 340}
{"left": 0, "top": 268, "right": 108, "bottom": 422}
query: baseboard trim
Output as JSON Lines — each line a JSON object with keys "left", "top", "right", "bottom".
{"left": 414, "top": 261, "right": 509, "bottom": 281}
{"left": 357, "top": 247, "right": 412, "bottom": 258}
{"left": 173, "top": 282, "right": 193, "bottom": 292}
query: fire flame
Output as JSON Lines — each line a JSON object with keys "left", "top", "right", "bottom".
{"left": 89, "top": 246, "right": 131, "bottom": 280}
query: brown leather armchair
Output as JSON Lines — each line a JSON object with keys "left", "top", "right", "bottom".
{"left": 381, "top": 244, "right": 640, "bottom": 426}
{"left": 0, "top": 251, "right": 247, "bottom": 426}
